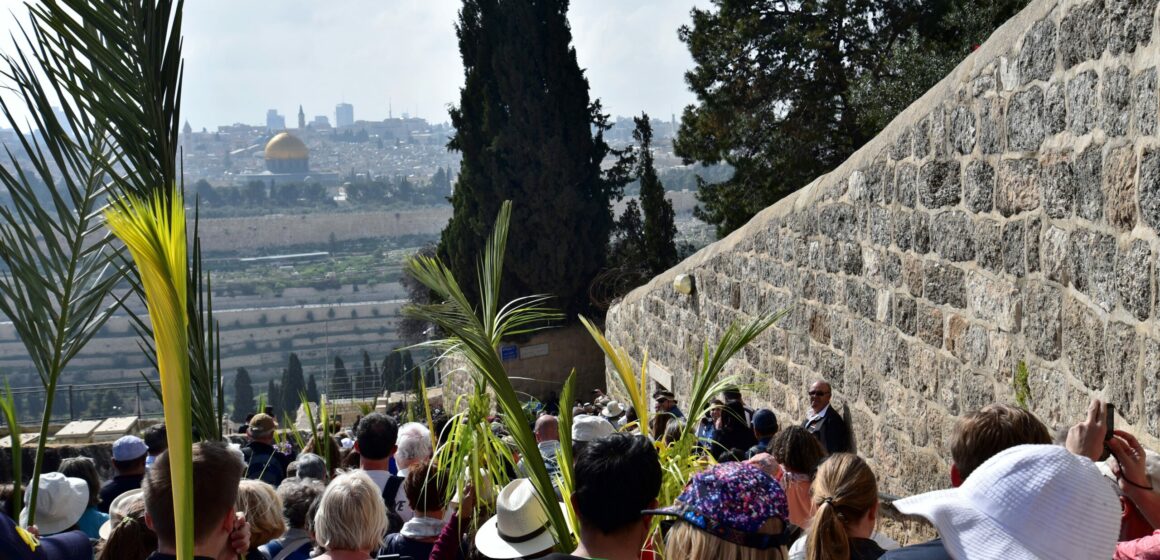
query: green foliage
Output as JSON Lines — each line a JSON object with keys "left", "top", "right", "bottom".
{"left": 306, "top": 374, "right": 320, "bottom": 404}
{"left": 441, "top": 0, "right": 618, "bottom": 318}
{"left": 232, "top": 368, "right": 255, "bottom": 423}
{"left": 332, "top": 355, "right": 349, "bottom": 397}
{"left": 281, "top": 354, "right": 307, "bottom": 417}
{"left": 0, "top": 382, "right": 22, "bottom": 516}
{"left": 634, "top": 114, "right": 678, "bottom": 275}
{"left": 1014, "top": 361, "right": 1031, "bottom": 409}
{"left": 676, "top": 0, "right": 1029, "bottom": 236}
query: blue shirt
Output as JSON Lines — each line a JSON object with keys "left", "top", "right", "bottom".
{"left": 75, "top": 505, "right": 108, "bottom": 540}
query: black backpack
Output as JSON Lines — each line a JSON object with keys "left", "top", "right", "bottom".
{"left": 244, "top": 446, "right": 286, "bottom": 486}
{"left": 381, "top": 474, "right": 405, "bottom": 535}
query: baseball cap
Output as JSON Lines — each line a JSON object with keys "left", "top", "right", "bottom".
{"left": 111, "top": 435, "right": 147, "bottom": 462}
{"left": 752, "top": 409, "right": 778, "bottom": 434}
{"left": 644, "top": 461, "right": 791, "bottom": 549}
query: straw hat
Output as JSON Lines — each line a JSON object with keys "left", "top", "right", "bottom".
{"left": 474, "top": 479, "right": 560, "bottom": 559}
{"left": 98, "top": 488, "right": 143, "bottom": 540}
{"left": 894, "top": 444, "right": 1120, "bottom": 560}
{"left": 600, "top": 401, "right": 625, "bottom": 418}
{"left": 20, "top": 472, "right": 88, "bottom": 536}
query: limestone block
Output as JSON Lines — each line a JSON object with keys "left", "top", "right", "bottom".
{"left": 979, "top": 96, "right": 1005, "bottom": 154}
{"left": 961, "top": 370, "right": 995, "bottom": 412}
{"left": 1070, "top": 228, "right": 1117, "bottom": 312}
{"left": 808, "top": 307, "right": 831, "bottom": 345}
{"left": 912, "top": 212, "right": 931, "bottom": 255}
{"left": 869, "top": 206, "right": 894, "bottom": 248}
{"left": 1103, "top": 321, "right": 1139, "bottom": 424}
{"left": 846, "top": 279, "right": 877, "bottom": 320}
{"left": 963, "top": 160, "right": 995, "bottom": 213}
{"left": 891, "top": 128, "right": 913, "bottom": 161}
{"left": 1102, "top": 66, "right": 1131, "bottom": 137}
{"left": 1138, "top": 148, "right": 1160, "bottom": 231}
{"left": 917, "top": 302, "right": 944, "bottom": 348}
{"left": 1103, "top": 145, "right": 1138, "bottom": 231}
{"left": 1040, "top": 153, "right": 1074, "bottom": 219}
{"left": 1024, "top": 282, "right": 1063, "bottom": 360}
{"left": 1103, "top": 0, "right": 1157, "bottom": 56}
{"left": 895, "top": 163, "right": 918, "bottom": 208}
{"left": 1117, "top": 239, "right": 1153, "bottom": 321}
{"left": 1064, "top": 295, "right": 1105, "bottom": 390}
{"left": 1060, "top": 2, "right": 1105, "bottom": 69}
{"left": 950, "top": 106, "right": 977, "bottom": 155}
{"left": 818, "top": 203, "right": 856, "bottom": 241}
{"left": 938, "top": 355, "right": 963, "bottom": 415}
{"left": 1045, "top": 80, "right": 1067, "bottom": 135}
{"left": 931, "top": 106, "right": 949, "bottom": 158}
{"left": 914, "top": 117, "right": 931, "bottom": 159}
{"left": 930, "top": 210, "right": 975, "bottom": 262}
{"left": 1007, "top": 86, "right": 1046, "bottom": 151}
{"left": 894, "top": 209, "right": 914, "bottom": 251}
{"left": 1018, "top": 18, "right": 1057, "bottom": 85}
{"left": 902, "top": 254, "right": 924, "bottom": 297}
{"left": 816, "top": 273, "right": 842, "bottom": 306}
{"left": 894, "top": 294, "right": 917, "bottom": 336}
{"left": 1026, "top": 216, "right": 1042, "bottom": 274}
{"left": 919, "top": 160, "right": 961, "bottom": 209}
{"left": 997, "top": 158, "right": 1041, "bottom": 216}
{"left": 1143, "top": 337, "right": 1160, "bottom": 437}
{"left": 1133, "top": 68, "right": 1157, "bottom": 136}
{"left": 1074, "top": 144, "right": 1104, "bottom": 221}
{"left": 54, "top": 420, "right": 102, "bottom": 443}
{"left": 974, "top": 218, "right": 1003, "bottom": 273}
{"left": 1002, "top": 219, "right": 1027, "bottom": 277}
{"left": 1028, "top": 364, "right": 1067, "bottom": 424}
{"left": 1041, "top": 225, "right": 1071, "bottom": 284}
{"left": 965, "top": 271, "right": 1021, "bottom": 332}
{"left": 1067, "top": 70, "right": 1099, "bottom": 135}
{"left": 908, "top": 343, "right": 940, "bottom": 398}
{"left": 884, "top": 251, "right": 903, "bottom": 288}
{"left": 923, "top": 260, "right": 966, "bottom": 308}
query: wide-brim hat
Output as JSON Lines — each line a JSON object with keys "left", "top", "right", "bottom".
{"left": 893, "top": 444, "right": 1120, "bottom": 560}
{"left": 98, "top": 488, "right": 143, "bottom": 540}
{"left": 474, "top": 479, "right": 563, "bottom": 559}
{"left": 20, "top": 473, "right": 88, "bottom": 536}
{"left": 572, "top": 415, "right": 614, "bottom": 443}
{"left": 601, "top": 401, "right": 625, "bottom": 418}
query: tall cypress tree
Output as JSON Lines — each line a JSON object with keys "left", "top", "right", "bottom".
{"left": 266, "top": 379, "right": 281, "bottom": 417}
{"left": 332, "top": 356, "right": 349, "bottom": 398}
{"left": 232, "top": 367, "right": 255, "bottom": 423}
{"left": 441, "top": 0, "right": 617, "bottom": 317}
{"left": 633, "top": 114, "right": 677, "bottom": 275}
{"left": 281, "top": 353, "right": 306, "bottom": 417}
{"left": 306, "top": 374, "right": 320, "bottom": 404}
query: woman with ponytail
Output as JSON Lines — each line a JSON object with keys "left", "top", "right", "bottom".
{"left": 801, "top": 454, "right": 889, "bottom": 560}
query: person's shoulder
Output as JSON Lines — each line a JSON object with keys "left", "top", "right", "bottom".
{"left": 879, "top": 539, "right": 951, "bottom": 559}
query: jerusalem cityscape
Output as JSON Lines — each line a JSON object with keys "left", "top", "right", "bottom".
{"left": 0, "top": 0, "right": 1158, "bottom": 559}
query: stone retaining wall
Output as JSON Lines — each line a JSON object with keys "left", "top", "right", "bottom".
{"left": 607, "top": 0, "right": 1160, "bottom": 505}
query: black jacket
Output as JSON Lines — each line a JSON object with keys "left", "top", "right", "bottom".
{"left": 802, "top": 407, "right": 851, "bottom": 454}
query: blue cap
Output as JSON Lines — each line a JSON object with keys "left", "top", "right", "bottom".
{"left": 752, "top": 409, "right": 778, "bottom": 434}
{"left": 112, "top": 435, "right": 148, "bottom": 461}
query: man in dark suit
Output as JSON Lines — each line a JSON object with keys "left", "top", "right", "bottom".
{"left": 801, "top": 380, "right": 851, "bottom": 454}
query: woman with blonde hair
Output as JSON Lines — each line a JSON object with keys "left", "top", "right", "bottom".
{"left": 236, "top": 479, "right": 286, "bottom": 559}
{"left": 313, "top": 470, "right": 389, "bottom": 560}
{"left": 803, "top": 454, "right": 885, "bottom": 560}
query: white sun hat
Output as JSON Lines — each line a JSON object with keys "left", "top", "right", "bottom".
{"left": 98, "top": 488, "right": 144, "bottom": 540}
{"left": 572, "top": 415, "right": 615, "bottom": 443}
{"left": 601, "top": 401, "right": 625, "bottom": 418}
{"left": 893, "top": 444, "right": 1120, "bottom": 560}
{"left": 20, "top": 472, "right": 89, "bottom": 535}
{"left": 474, "top": 478, "right": 561, "bottom": 559}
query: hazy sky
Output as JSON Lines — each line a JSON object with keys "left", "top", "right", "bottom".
{"left": 172, "top": 1, "right": 709, "bottom": 129}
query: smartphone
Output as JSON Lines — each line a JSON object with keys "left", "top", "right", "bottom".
{"left": 1105, "top": 403, "right": 1115, "bottom": 441}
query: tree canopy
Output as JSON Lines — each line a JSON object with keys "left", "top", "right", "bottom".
{"left": 676, "top": 0, "right": 1029, "bottom": 236}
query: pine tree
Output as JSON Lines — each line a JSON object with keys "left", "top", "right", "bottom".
{"left": 232, "top": 367, "right": 255, "bottom": 423}
{"left": 632, "top": 114, "right": 677, "bottom": 275}
{"left": 441, "top": 0, "right": 617, "bottom": 317}
{"left": 332, "top": 356, "right": 349, "bottom": 398}
{"left": 281, "top": 353, "right": 306, "bottom": 417}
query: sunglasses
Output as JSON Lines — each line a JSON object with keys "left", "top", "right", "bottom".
{"left": 808, "top": 391, "right": 830, "bottom": 397}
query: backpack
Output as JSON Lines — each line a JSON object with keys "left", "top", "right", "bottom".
{"left": 381, "top": 474, "right": 405, "bottom": 535}
{"left": 244, "top": 446, "right": 286, "bottom": 486}
{"left": 260, "top": 535, "right": 313, "bottom": 560}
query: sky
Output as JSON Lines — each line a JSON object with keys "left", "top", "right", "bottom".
{"left": 171, "top": 1, "right": 710, "bottom": 129}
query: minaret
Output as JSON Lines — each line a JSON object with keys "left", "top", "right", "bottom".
{"left": 298, "top": 105, "right": 306, "bottom": 129}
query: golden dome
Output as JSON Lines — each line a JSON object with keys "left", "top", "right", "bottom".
{"left": 264, "top": 132, "right": 308, "bottom": 160}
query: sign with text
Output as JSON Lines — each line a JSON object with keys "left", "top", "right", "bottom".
{"left": 500, "top": 345, "right": 519, "bottom": 361}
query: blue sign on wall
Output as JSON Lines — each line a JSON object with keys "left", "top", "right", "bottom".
{"left": 500, "top": 345, "right": 519, "bottom": 361}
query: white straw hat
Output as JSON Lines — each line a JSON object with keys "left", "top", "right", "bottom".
{"left": 474, "top": 479, "right": 560, "bottom": 559}
{"left": 572, "top": 415, "right": 614, "bottom": 443}
{"left": 20, "top": 472, "right": 89, "bottom": 535}
{"left": 601, "top": 401, "right": 625, "bottom": 418}
{"left": 894, "top": 444, "right": 1120, "bottom": 560}
{"left": 98, "top": 488, "right": 143, "bottom": 540}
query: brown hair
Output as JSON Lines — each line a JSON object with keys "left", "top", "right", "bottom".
{"left": 403, "top": 461, "right": 448, "bottom": 514}
{"left": 950, "top": 404, "right": 1051, "bottom": 480}
{"left": 805, "top": 454, "right": 878, "bottom": 560}
{"left": 770, "top": 426, "right": 826, "bottom": 477}
{"left": 144, "top": 441, "right": 242, "bottom": 544}
{"left": 97, "top": 496, "right": 156, "bottom": 560}
{"left": 59, "top": 457, "right": 101, "bottom": 507}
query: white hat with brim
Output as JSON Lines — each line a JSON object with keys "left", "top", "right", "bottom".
{"left": 474, "top": 479, "right": 563, "bottom": 559}
{"left": 601, "top": 401, "right": 625, "bottom": 418}
{"left": 98, "top": 488, "right": 144, "bottom": 540}
{"left": 20, "top": 472, "right": 89, "bottom": 536}
{"left": 893, "top": 444, "right": 1120, "bottom": 560}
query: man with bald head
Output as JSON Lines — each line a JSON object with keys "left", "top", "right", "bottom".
{"left": 518, "top": 414, "right": 562, "bottom": 492}
{"left": 801, "top": 380, "right": 851, "bottom": 454}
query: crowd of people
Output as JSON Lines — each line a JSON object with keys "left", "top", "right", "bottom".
{"left": 1, "top": 381, "right": 1158, "bottom": 559}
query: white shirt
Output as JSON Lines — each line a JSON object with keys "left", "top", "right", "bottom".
{"left": 806, "top": 404, "right": 832, "bottom": 424}
{"left": 363, "top": 468, "right": 414, "bottom": 523}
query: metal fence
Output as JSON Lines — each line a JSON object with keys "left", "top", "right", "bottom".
{"left": 4, "top": 380, "right": 163, "bottom": 425}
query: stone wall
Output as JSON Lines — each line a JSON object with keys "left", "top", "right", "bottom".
{"left": 606, "top": 0, "right": 1160, "bottom": 501}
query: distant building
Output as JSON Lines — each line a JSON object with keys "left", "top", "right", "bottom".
{"left": 266, "top": 109, "right": 286, "bottom": 131}
{"left": 298, "top": 105, "right": 306, "bottom": 129}
{"left": 235, "top": 131, "right": 338, "bottom": 186}
{"left": 335, "top": 103, "right": 354, "bottom": 128}
{"left": 311, "top": 115, "right": 331, "bottom": 129}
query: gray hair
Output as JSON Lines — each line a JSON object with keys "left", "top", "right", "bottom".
{"left": 314, "top": 470, "right": 388, "bottom": 552}
{"left": 293, "top": 453, "right": 328, "bottom": 481}
{"left": 276, "top": 477, "right": 325, "bottom": 529}
{"left": 395, "top": 422, "right": 433, "bottom": 467}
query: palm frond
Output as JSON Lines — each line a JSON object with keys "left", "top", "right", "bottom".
{"left": 0, "top": 381, "right": 22, "bottom": 516}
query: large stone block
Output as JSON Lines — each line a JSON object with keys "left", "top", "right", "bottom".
{"left": 1070, "top": 229, "right": 1118, "bottom": 312}
{"left": 913, "top": 212, "right": 931, "bottom": 254}
{"left": 1045, "top": 80, "right": 1067, "bottom": 134}
{"left": 1103, "top": 0, "right": 1157, "bottom": 57}
{"left": 997, "top": 158, "right": 1041, "bottom": 216}
{"left": 1002, "top": 219, "right": 1026, "bottom": 277}
{"left": 1067, "top": 70, "right": 1099, "bottom": 134}
{"left": 917, "top": 302, "right": 944, "bottom": 348}
{"left": 1133, "top": 67, "right": 1157, "bottom": 136}
{"left": 1117, "top": 239, "right": 1153, "bottom": 321}
{"left": 1102, "top": 65, "right": 1131, "bottom": 137}
{"left": 1025, "top": 282, "right": 1062, "bottom": 360}
{"left": 966, "top": 271, "right": 1021, "bottom": 332}
{"left": 975, "top": 218, "right": 1003, "bottom": 273}
{"left": 923, "top": 260, "right": 966, "bottom": 308}
{"left": 1064, "top": 295, "right": 1105, "bottom": 390}
{"left": 894, "top": 294, "right": 918, "bottom": 336}
{"left": 895, "top": 163, "right": 918, "bottom": 208}
{"left": 1007, "top": 86, "right": 1046, "bottom": 151}
{"left": 979, "top": 96, "right": 1005, "bottom": 154}
{"left": 869, "top": 205, "right": 894, "bottom": 248}
{"left": 1060, "top": 2, "right": 1105, "bottom": 69}
{"left": 1103, "top": 321, "right": 1139, "bottom": 424}
{"left": 1041, "top": 153, "right": 1074, "bottom": 219}
{"left": 930, "top": 210, "right": 975, "bottom": 262}
{"left": 818, "top": 203, "right": 857, "bottom": 242}
{"left": 931, "top": 106, "right": 949, "bottom": 158}
{"left": 891, "top": 128, "right": 913, "bottom": 161}
{"left": 963, "top": 160, "right": 995, "bottom": 213}
{"left": 903, "top": 254, "right": 924, "bottom": 297}
{"left": 1074, "top": 144, "right": 1104, "bottom": 221}
{"left": 914, "top": 117, "right": 931, "bottom": 159}
{"left": 950, "top": 106, "right": 977, "bottom": 155}
{"left": 1143, "top": 337, "right": 1160, "bottom": 437}
{"left": 919, "top": 160, "right": 961, "bottom": 209}
{"left": 1103, "top": 145, "right": 1138, "bottom": 231}
{"left": 846, "top": 279, "right": 878, "bottom": 320}
{"left": 1026, "top": 216, "right": 1042, "bottom": 274}
{"left": 1018, "top": 18, "right": 1057, "bottom": 85}
{"left": 1138, "top": 147, "right": 1160, "bottom": 231}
